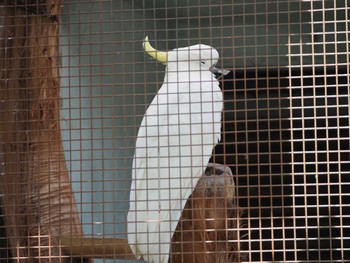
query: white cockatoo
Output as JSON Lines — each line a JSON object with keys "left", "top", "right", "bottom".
{"left": 127, "top": 36, "right": 228, "bottom": 263}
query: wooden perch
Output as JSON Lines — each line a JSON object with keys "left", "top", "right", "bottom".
{"left": 60, "top": 237, "right": 136, "bottom": 260}
{"left": 171, "top": 163, "right": 243, "bottom": 263}
{"left": 60, "top": 163, "right": 243, "bottom": 262}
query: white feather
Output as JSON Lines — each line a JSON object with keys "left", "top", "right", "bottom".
{"left": 128, "top": 44, "right": 223, "bottom": 263}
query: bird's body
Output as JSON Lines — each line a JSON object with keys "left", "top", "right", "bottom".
{"left": 127, "top": 38, "right": 225, "bottom": 263}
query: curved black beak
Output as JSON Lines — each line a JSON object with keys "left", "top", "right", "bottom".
{"left": 210, "top": 66, "right": 230, "bottom": 79}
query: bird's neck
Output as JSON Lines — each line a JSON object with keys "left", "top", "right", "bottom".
{"left": 164, "top": 68, "right": 215, "bottom": 84}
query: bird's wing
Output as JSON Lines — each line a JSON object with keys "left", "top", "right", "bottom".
{"left": 128, "top": 81, "right": 222, "bottom": 262}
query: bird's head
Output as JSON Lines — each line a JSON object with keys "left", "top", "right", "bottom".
{"left": 143, "top": 36, "right": 229, "bottom": 75}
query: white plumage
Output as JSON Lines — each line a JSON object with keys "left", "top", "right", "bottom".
{"left": 127, "top": 37, "right": 225, "bottom": 263}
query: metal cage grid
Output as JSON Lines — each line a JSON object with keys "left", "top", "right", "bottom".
{"left": 0, "top": 0, "right": 349, "bottom": 262}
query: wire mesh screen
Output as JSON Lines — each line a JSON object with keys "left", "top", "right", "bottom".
{"left": 0, "top": 0, "right": 349, "bottom": 262}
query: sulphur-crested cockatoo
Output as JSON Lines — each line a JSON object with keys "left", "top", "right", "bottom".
{"left": 127, "top": 36, "right": 228, "bottom": 263}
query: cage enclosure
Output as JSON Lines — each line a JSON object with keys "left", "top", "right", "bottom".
{"left": 0, "top": 0, "right": 349, "bottom": 262}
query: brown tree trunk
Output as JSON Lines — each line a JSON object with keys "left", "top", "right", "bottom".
{"left": 0, "top": 1, "right": 86, "bottom": 262}
{"left": 171, "top": 164, "right": 244, "bottom": 263}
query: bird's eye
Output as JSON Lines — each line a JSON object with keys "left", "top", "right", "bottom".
{"left": 201, "top": 61, "right": 206, "bottom": 66}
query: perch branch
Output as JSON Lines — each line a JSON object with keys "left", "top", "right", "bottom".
{"left": 60, "top": 237, "right": 136, "bottom": 260}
